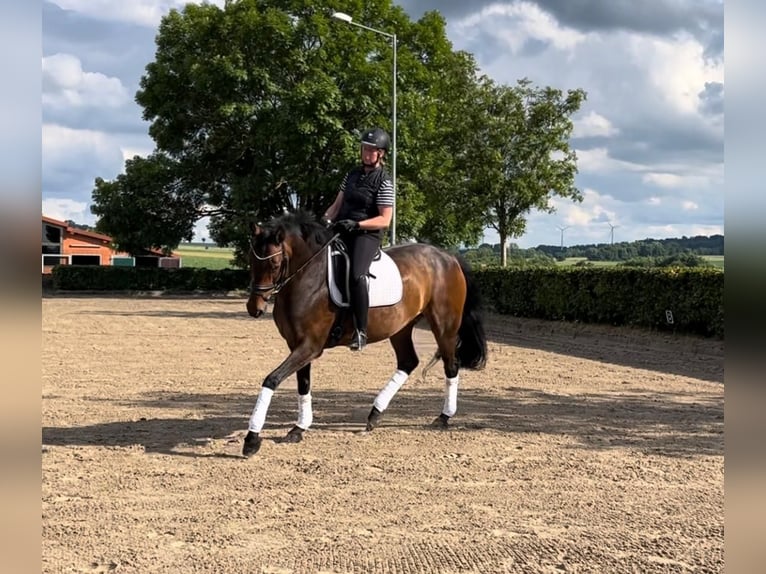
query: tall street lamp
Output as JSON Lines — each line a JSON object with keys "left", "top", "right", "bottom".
{"left": 331, "top": 11, "right": 397, "bottom": 245}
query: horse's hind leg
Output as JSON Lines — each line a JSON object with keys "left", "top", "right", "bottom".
{"left": 425, "top": 307, "right": 462, "bottom": 430}
{"left": 285, "top": 363, "right": 312, "bottom": 443}
{"left": 366, "top": 322, "right": 420, "bottom": 431}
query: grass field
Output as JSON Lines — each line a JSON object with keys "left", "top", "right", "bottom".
{"left": 558, "top": 256, "right": 724, "bottom": 269}
{"left": 557, "top": 258, "right": 620, "bottom": 267}
{"left": 175, "top": 245, "right": 236, "bottom": 269}
{"left": 703, "top": 255, "right": 725, "bottom": 269}
{"left": 174, "top": 246, "right": 724, "bottom": 271}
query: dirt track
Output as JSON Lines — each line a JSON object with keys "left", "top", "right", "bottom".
{"left": 42, "top": 297, "right": 724, "bottom": 573}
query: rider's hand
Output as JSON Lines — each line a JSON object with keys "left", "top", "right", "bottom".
{"left": 332, "top": 219, "right": 359, "bottom": 234}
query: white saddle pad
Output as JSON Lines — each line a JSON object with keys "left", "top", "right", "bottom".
{"left": 328, "top": 247, "right": 403, "bottom": 308}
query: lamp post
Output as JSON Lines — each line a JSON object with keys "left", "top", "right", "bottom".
{"left": 331, "top": 11, "right": 397, "bottom": 245}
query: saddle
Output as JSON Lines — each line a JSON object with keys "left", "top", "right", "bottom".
{"left": 327, "top": 239, "right": 403, "bottom": 308}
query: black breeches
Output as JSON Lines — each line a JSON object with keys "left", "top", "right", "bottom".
{"left": 344, "top": 233, "right": 380, "bottom": 332}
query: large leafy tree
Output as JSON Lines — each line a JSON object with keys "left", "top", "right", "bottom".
{"left": 386, "top": 10, "right": 486, "bottom": 246}
{"left": 463, "top": 78, "right": 587, "bottom": 266}
{"left": 91, "top": 153, "right": 201, "bottom": 255}
{"left": 90, "top": 0, "right": 586, "bottom": 260}
{"left": 91, "top": 0, "right": 484, "bottom": 255}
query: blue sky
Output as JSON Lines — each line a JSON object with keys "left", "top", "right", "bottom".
{"left": 42, "top": 0, "right": 724, "bottom": 248}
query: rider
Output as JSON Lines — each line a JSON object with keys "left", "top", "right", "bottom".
{"left": 323, "top": 127, "right": 394, "bottom": 351}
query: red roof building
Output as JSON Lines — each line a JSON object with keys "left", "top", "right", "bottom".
{"left": 42, "top": 215, "right": 179, "bottom": 273}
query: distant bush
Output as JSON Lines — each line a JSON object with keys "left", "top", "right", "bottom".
{"left": 52, "top": 261, "right": 724, "bottom": 339}
{"left": 656, "top": 253, "right": 713, "bottom": 268}
{"left": 619, "top": 253, "right": 713, "bottom": 268}
{"left": 619, "top": 257, "right": 655, "bottom": 268}
{"left": 473, "top": 266, "right": 723, "bottom": 338}
{"left": 52, "top": 265, "right": 249, "bottom": 292}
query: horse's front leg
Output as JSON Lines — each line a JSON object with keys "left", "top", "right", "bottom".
{"left": 243, "top": 346, "right": 317, "bottom": 457}
{"left": 284, "top": 363, "right": 312, "bottom": 443}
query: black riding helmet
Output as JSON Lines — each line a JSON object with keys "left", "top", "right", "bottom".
{"left": 361, "top": 128, "right": 390, "bottom": 152}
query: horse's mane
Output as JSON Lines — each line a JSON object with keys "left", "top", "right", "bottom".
{"left": 262, "top": 210, "right": 332, "bottom": 251}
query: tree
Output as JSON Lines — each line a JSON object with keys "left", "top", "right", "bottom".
{"left": 539, "top": 235, "right": 724, "bottom": 261}
{"left": 90, "top": 0, "right": 587, "bottom": 260}
{"left": 657, "top": 253, "right": 712, "bottom": 268}
{"left": 396, "top": 15, "right": 487, "bottom": 246}
{"left": 91, "top": 0, "right": 484, "bottom": 256}
{"left": 65, "top": 220, "right": 96, "bottom": 232}
{"left": 462, "top": 78, "right": 586, "bottom": 266}
{"left": 91, "top": 154, "right": 202, "bottom": 255}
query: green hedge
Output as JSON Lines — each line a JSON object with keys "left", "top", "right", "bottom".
{"left": 51, "top": 264, "right": 723, "bottom": 338}
{"left": 473, "top": 266, "right": 723, "bottom": 338}
{"left": 51, "top": 265, "right": 250, "bottom": 292}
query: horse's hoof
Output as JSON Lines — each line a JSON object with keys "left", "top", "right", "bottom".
{"left": 285, "top": 426, "right": 304, "bottom": 443}
{"left": 242, "top": 431, "right": 263, "bottom": 457}
{"left": 430, "top": 413, "right": 450, "bottom": 429}
{"left": 366, "top": 406, "right": 383, "bottom": 431}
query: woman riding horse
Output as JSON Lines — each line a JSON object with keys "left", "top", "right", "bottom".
{"left": 323, "top": 127, "right": 394, "bottom": 351}
{"left": 244, "top": 210, "right": 488, "bottom": 457}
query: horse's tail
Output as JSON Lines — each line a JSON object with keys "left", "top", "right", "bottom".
{"left": 457, "top": 257, "right": 488, "bottom": 370}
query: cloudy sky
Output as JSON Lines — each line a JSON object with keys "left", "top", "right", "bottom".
{"left": 42, "top": 0, "right": 724, "bottom": 248}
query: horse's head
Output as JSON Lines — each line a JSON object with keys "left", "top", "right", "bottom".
{"left": 245, "top": 211, "right": 332, "bottom": 318}
{"left": 246, "top": 222, "right": 291, "bottom": 318}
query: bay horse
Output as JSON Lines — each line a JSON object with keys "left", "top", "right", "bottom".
{"left": 243, "top": 210, "right": 487, "bottom": 457}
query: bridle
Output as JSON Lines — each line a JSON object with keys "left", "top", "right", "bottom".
{"left": 248, "top": 233, "right": 338, "bottom": 301}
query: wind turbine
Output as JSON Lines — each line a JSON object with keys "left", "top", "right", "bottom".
{"left": 556, "top": 225, "right": 570, "bottom": 249}
{"left": 607, "top": 223, "right": 620, "bottom": 245}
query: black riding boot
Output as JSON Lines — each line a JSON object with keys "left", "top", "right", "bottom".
{"left": 349, "top": 276, "right": 369, "bottom": 351}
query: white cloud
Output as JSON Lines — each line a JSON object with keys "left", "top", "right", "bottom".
{"left": 579, "top": 150, "right": 722, "bottom": 193}
{"left": 573, "top": 111, "right": 619, "bottom": 138}
{"left": 681, "top": 200, "right": 699, "bottom": 211}
{"left": 43, "top": 53, "right": 129, "bottom": 109}
{"left": 627, "top": 33, "right": 724, "bottom": 117}
{"left": 42, "top": 123, "right": 127, "bottom": 203}
{"left": 121, "top": 147, "right": 154, "bottom": 162}
{"left": 688, "top": 224, "right": 724, "bottom": 237}
{"left": 43, "top": 124, "right": 153, "bottom": 172}
{"left": 49, "top": 0, "right": 226, "bottom": 28}
{"left": 642, "top": 171, "right": 714, "bottom": 190}
{"left": 575, "top": 147, "right": 643, "bottom": 174}
{"left": 455, "top": 1, "right": 586, "bottom": 54}
{"left": 42, "top": 197, "right": 95, "bottom": 225}
{"left": 643, "top": 172, "right": 682, "bottom": 188}
{"left": 550, "top": 188, "right": 618, "bottom": 228}
{"left": 644, "top": 223, "right": 723, "bottom": 239}
{"left": 43, "top": 123, "right": 120, "bottom": 165}
{"left": 647, "top": 197, "right": 662, "bottom": 206}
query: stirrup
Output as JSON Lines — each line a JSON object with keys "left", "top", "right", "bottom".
{"left": 349, "top": 329, "right": 367, "bottom": 351}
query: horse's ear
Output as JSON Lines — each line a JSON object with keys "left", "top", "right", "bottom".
{"left": 250, "top": 222, "right": 262, "bottom": 236}
{"left": 275, "top": 227, "right": 285, "bottom": 244}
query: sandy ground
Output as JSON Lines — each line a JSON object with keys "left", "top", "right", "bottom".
{"left": 42, "top": 297, "right": 724, "bottom": 573}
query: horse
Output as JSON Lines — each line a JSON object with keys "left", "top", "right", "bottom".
{"left": 242, "top": 210, "right": 487, "bottom": 457}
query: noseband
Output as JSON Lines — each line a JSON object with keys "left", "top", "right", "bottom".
{"left": 249, "top": 239, "right": 288, "bottom": 299}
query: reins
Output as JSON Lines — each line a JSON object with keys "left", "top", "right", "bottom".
{"left": 249, "top": 232, "right": 339, "bottom": 298}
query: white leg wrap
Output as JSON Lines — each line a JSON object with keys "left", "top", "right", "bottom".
{"left": 248, "top": 387, "right": 274, "bottom": 433}
{"left": 442, "top": 375, "right": 459, "bottom": 417}
{"left": 296, "top": 393, "right": 313, "bottom": 430}
{"left": 373, "top": 370, "right": 409, "bottom": 412}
